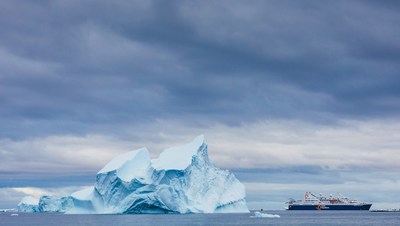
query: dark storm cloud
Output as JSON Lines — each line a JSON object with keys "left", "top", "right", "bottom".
{"left": 1, "top": 0, "right": 400, "bottom": 139}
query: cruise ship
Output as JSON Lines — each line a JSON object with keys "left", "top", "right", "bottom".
{"left": 286, "top": 192, "right": 372, "bottom": 210}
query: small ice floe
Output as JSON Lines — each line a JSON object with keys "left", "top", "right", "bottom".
{"left": 10, "top": 213, "right": 19, "bottom": 216}
{"left": 251, "top": 211, "right": 280, "bottom": 218}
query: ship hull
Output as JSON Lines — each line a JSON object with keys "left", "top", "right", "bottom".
{"left": 288, "top": 204, "right": 372, "bottom": 210}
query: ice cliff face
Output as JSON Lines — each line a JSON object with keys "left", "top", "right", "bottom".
{"left": 17, "top": 135, "right": 249, "bottom": 214}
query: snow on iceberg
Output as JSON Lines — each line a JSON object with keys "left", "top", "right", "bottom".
{"left": 17, "top": 135, "right": 249, "bottom": 214}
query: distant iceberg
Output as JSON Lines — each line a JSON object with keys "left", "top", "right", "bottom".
{"left": 17, "top": 196, "right": 39, "bottom": 213}
{"left": 18, "top": 135, "right": 249, "bottom": 214}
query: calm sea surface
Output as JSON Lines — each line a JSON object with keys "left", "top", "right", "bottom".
{"left": 1, "top": 211, "right": 399, "bottom": 226}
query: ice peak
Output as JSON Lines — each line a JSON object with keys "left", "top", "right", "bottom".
{"left": 98, "top": 148, "right": 149, "bottom": 175}
{"left": 152, "top": 135, "right": 205, "bottom": 171}
{"left": 193, "top": 134, "right": 204, "bottom": 143}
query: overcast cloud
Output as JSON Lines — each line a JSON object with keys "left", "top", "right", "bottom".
{"left": 1, "top": 0, "right": 400, "bottom": 209}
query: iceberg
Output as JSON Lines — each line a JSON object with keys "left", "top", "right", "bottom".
{"left": 17, "top": 196, "right": 39, "bottom": 213}
{"left": 38, "top": 196, "right": 73, "bottom": 212}
{"left": 251, "top": 211, "right": 281, "bottom": 218}
{"left": 17, "top": 135, "right": 249, "bottom": 214}
{"left": 17, "top": 195, "right": 73, "bottom": 213}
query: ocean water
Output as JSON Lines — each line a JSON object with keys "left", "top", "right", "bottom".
{"left": 1, "top": 211, "right": 399, "bottom": 226}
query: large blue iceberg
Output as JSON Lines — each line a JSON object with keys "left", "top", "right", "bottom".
{"left": 18, "top": 135, "right": 249, "bottom": 214}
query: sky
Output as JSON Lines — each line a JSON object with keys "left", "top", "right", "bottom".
{"left": 1, "top": 0, "right": 400, "bottom": 210}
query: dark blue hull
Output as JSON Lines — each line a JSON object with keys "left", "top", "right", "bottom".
{"left": 288, "top": 204, "right": 372, "bottom": 210}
